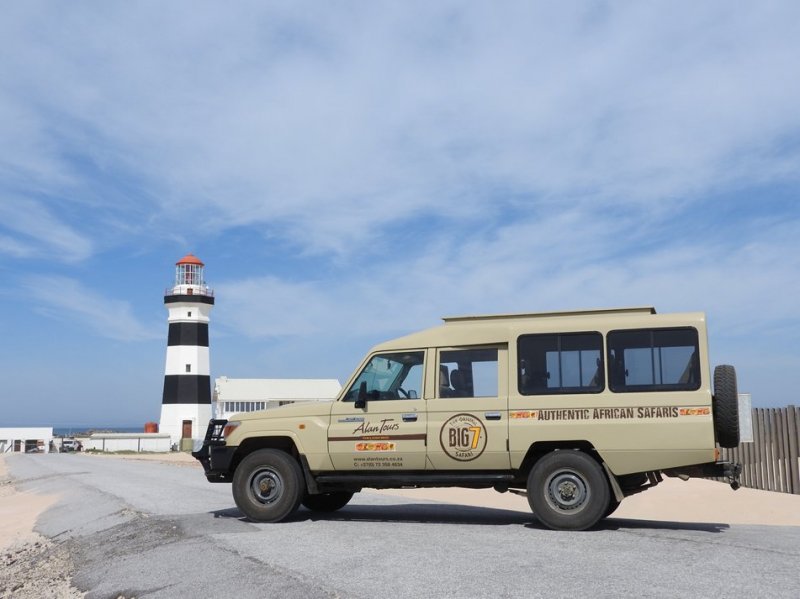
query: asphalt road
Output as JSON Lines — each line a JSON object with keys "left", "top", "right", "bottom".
{"left": 6, "top": 453, "right": 800, "bottom": 599}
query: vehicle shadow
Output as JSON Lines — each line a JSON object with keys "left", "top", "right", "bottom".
{"left": 596, "top": 517, "right": 731, "bottom": 533}
{"left": 212, "top": 502, "right": 535, "bottom": 526}
{"left": 211, "top": 505, "right": 731, "bottom": 533}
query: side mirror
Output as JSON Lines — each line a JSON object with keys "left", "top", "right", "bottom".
{"left": 354, "top": 381, "right": 368, "bottom": 409}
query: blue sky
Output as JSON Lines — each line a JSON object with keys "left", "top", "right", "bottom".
{"left": 1, "top": 2, "right": 799, "bottom": 426}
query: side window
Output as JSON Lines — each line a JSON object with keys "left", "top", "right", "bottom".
{"left": 343, "top": 351, "right": 424, "bottom": 401}
{"left": 439, "top": 348, "right": 498, "bottom": 398}
{"left": 607, "top": 327, "right": 700, "bottom": 392}
{"left": 518, "top": 333, "right": 604, "bottom": 395}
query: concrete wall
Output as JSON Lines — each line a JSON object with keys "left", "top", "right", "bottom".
{"left": 85, "top": 433, "right": 172, "bottom": 453}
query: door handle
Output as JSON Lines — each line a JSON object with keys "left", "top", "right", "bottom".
{"left": 484, "top": 412, "right": 502, "bottom": 420}
{"left": 402, "top": 413, "right": 418, "bottom": 422}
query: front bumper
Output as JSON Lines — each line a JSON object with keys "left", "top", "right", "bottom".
{"left": 192, "top": 419, "right": 237, "bottom": 483}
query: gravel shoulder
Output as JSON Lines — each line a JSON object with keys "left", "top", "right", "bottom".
{"left": 0, "top": 455, "right": 82, "bottom": 599}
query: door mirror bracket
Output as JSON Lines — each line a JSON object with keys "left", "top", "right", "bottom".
{"left": 354, "top": 381, "right": 368, "bottom": 409}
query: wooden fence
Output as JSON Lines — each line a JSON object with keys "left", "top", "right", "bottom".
{"left": 717, "top": 405, "right": 800, "bottom": 494}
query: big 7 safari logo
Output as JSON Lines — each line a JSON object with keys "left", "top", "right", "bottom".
{"left": 439, "top": 413, "right": 487, "bottom": 462}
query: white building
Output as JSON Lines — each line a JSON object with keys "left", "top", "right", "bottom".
{"left": 0, "top": 427, "right": 53, "bottom": 453}
{"left": 214, "top": 377, "right": 341, "bottom": 420}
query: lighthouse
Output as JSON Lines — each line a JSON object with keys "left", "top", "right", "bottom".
{"left": 159, "top": 254, "right": 214, "bottom": 450}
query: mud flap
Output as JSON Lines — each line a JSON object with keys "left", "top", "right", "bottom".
{"left": 603, "top": 463, "right": 625, "bottom": 503}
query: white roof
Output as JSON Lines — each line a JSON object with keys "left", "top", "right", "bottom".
{"left": 214, "top": 377, "right": 341, "bottom": 401}
{"left": 0, "top": 427, "right": 53, "bottom": 438}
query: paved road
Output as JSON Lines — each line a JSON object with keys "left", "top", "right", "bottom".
{"left": 6, "top": 453, "right": 800, "bottom": 599}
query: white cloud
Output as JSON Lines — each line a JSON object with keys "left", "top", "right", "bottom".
{"left": 22, "top": 275, "right": 160, "bottom": 341}
{"left": 215, "top": 276, "right": 329, "bottom": 337}
{"left": 0, "top": 197, "right": 93, "bottom": 262}
{"left": 2, "top": 2, "right": 799, "bottom": 256}
{"left": 2, "top": 2, "right": 799, "bottom": 411}
{"left": 0, "top": 234, "right": 35, "bottom": 258}
{"left": 214, "top": 207, "right": 800, "bottom": 343}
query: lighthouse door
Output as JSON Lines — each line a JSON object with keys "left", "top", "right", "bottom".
{"left": 181, "top": 420, "right": 192, "bottom": 439}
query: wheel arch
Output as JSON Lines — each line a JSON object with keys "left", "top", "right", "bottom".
{"left": 519, "top": 440, "right": 601, "bottom": 477}
{"left": 231, "top": 435, "right": 301, "bottom": 475}
{"left": 519, "top": 441, "right": 624, "bottom": 504}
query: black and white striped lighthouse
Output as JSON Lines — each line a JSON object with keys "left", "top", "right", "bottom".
{"left": 158, "top": 253, "right": 214, "bottom": 449}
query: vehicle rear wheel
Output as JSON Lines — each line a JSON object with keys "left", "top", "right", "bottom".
{"left": 713, "top": 365, "right": 740, "bottom": 448}
{"left": 302, "top": 492, "right": 354, "bottom": 512}
{"left": 527, "top": 450, "right": 610, "bottom": 531}
{"left": 232, "top": 449, "right": 304, "bottom": 522}
{"left": 604, "top": 499, "right": 621, "bottom": 518}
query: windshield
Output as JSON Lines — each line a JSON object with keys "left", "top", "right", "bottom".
{"left": 344, "top": 351, "right": 424, "bottom": 401}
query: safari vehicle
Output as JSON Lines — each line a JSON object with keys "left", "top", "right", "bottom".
{"left": 194, "top": 307, "right": 741, "bottom": 531}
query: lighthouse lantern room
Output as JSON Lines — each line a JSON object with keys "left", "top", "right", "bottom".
{"left": 159, "top": 253, "right": 215, "bottom": 449}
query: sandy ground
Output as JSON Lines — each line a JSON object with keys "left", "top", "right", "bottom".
{"left": 82, "top": 450, "right": 200, "bottom": 467}
{"left": 374, "top": 478, "right": 800, "bottom": 526}
{"left": 0, "top": 455, "right": 60, "bottom": 552}
{"left": 0, "top": 456, "right": 82, "bottom": 598}
{"left": 2, "top": 450, "right": 799, "bottom": 598}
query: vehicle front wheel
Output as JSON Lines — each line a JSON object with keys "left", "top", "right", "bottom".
{"left": 302, "top": 492, "right": 354, "bottom": 512}
{"left": 527, "top": 450, "right": 610, "bottom": 531}
{"left": 232, "top": 449, "right": 304, "bottom": 522}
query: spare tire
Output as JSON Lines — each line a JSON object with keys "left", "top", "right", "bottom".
{"left": 713, "top": 365, "right": 740, "bottom": 448}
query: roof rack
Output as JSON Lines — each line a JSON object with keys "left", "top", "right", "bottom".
{"left": 442, "top": 306, "right": 656, "bottom": 323}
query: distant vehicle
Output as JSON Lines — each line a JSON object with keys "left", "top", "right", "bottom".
{"left": 194, "top": 307, "right": 742, "bottom": 531}
{"left": 61, "top": 439, "right": 82, "bottom": 452}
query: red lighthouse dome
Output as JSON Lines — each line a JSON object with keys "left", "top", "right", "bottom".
{"left": 176, "top": 253, "right": 204, "bottom": 267}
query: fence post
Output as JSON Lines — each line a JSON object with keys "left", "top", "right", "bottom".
{"left": 762, "top": 408, "right": 775, "bottom": 491}
{"left": 781, "top": 407, "right": 793, "bottom": 493}
{"left": 764, "top": 408, "right": 777, "bottom": 491}
{"left": 761, "top": 408, "right": 770, "bottom": 491}
{"left": 753, "top": 408, "right": 763, "bottom": 490}
{"left": 742, "top": 437, "right": 751, "bottom": 489}
{"left": 776, "top": 408, "right": 783, "bottom": 492}
{"left": 787, "top": 406, "right": 799, "bottom": 495}
{"left": 775, "top": 408, "right": 792, "bottom": 493}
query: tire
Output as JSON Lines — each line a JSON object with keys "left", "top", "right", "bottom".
{"left": 713, "top": 365, "right": 740, "bottom": 448}
{"left": 302, "top": 492, "right": 354, "bottom": 512}
{"left": 232, "top": 449, "right": 305, "bottom": 522}
{"left": 604, "top": 499, "right": 621, "bottom": 519}
{"left": 527, "top": 450, "right": 610, "bottom": 531}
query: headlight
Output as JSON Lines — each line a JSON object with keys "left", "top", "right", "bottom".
{"left": 222, "top": 421, "right": 241, "bottom": 438}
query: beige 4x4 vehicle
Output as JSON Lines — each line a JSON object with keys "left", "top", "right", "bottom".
{"left": 194, "top": 307, "right": 741, "bottom": 531}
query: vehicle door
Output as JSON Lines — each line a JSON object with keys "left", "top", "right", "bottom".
{"left": 426, "top": 346, "right": 510, "bottom": 470}
{"left": 328, "top": 350, "right": 427, "bottom": 471}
